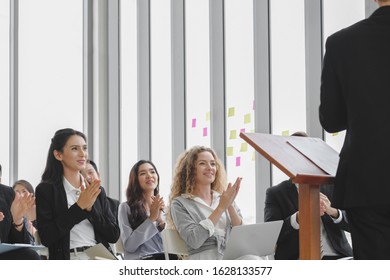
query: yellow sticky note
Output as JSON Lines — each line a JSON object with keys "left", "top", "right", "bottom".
{"left": 240, "top": 142, "right": 248, "bottom": 152}
{"left": 244, "top": 114, "right": 251, "bottom": 124}
{"left": 282, "top": 130, "right": 289, "bottom": 136}
{"left": 228, "top": 107, "right": 235, "bottom": 117}
{"left": 252, "top": 151, "right": 256, "bottom": 161}
{"left": 229, "top": 130, "right": 237, "bottom": 139}
{"left": 206, "top": 112, "right": 210, "bottom": 121}
{"left": 227, "top": 147, "right": 234, "bottom": 156}
{"left": 332, "top": 132, "right": 338, "bottom": 136}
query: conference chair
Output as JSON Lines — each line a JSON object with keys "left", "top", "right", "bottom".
{"left": 161, "top": 228, "right": 188, "bottom": 260}
{"left": 112, "top": 238, "right": 125, "bottom": 260}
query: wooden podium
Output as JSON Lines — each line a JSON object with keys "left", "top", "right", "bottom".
{"left": 240, "top": 132, "right": 337, "bottom": 260}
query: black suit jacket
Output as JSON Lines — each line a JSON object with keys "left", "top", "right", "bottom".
{"left": 0, "top": 183, "right": 31, "bottom": 244}
{"left": 264, "top": 180, "right": 352, "bottom": 260}
{"left": 320, "top": 6, "right": 390, "bottom": 209}
{"left": 35, "top": 181, "right": 120, "bottom": 260}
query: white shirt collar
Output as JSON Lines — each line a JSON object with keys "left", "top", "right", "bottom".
{"left": 181, "top": 189, "right": 220, "bottom": 199}
{"left": 181, "top": 190, "right": 221, "bottom": 207}
{"left": 63, "top": 174, "right": 86, "bottom": 195}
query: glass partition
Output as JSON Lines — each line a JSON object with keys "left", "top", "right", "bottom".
{"left": 0, "top": 1, "right": 10, "bottom": 184}
{"left": 270, "top": 0, "right": 306, "bottom": 185}
{"left": 18, "top": 0, "right": 83, "bottom": 187}
{"left": 225, "top": 0, "right": 255, "bottom": 223}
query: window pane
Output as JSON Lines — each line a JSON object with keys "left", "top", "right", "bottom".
{"left": 225, "top": 0, "right": 255, "bottom": 223}
{"left": 322, "top": 0, "right": 365, "bottom": 152}
{"left": 270, "top": 0, "right": 306, "bottom": 185}
{"left": 18, "top": 0, "right": 83, "bottom": 187}
{"left": 185, "top": 0, "right": 211, "bottom": 148}
{"left": 120, "top": 0, "right": 138, "bottom": 201}
{"left": 151, "top": 0, "right": 172, "bottom": 202}
{"left": 0, "top": 1, "right": 10, "bottom": 184}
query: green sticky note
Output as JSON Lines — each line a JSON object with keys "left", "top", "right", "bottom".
{"left": 229, "top": 130, "right": 237, "bottom": 139}
{"left": 282, "top": 130, "right": 289, "bottom": 136}
{"left": 252, "top": 151, "right": 255, "bottom": 161}
{"left": 240, "top": 142, "right": 248, "bottom": 152}
{"left": 244, "top": 114, "right": 251, "bottom": 124}
{"left": 206, "top": 112, "right": 210, "bottom": 121}
{"left": 228, "top": 107, "right": 235, "bottom": 117}
{"left": 227, "top": 147, "right": 234, "bottom": 156}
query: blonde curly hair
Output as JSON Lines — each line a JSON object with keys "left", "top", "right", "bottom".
{"left": 166, "top": 146, "right": 227, "bottom": 229}
{"left": 169, "top": 146, "right": 227, "bottom": 204}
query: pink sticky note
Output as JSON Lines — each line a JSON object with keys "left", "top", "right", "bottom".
{"left": 192, "top": 118, "right": 196, "bottom": 128}
{"left": 236, "top": 156, "right": 241, "bottom": 167}
{"left": 203, "top": 127, "right": 208, "bottom": 136}
{"left": 240, "top": 128, "right": 246, "bottom": 133}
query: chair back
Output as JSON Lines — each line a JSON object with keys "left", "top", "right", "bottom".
{"left": 110, "top": 238, "right": 125, "bottom": 259}
{"left": 161, "top": 229, "right": 188, "bottom": 260}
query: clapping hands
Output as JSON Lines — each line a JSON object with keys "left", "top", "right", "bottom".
{"left": 219, "top": 177, "right": 242, "bottom": 211}
{"left": 77, "top": 178, "right": 101, "bottom": 211}
{"left": 10, "top": 192, "right": 35, "bottom": 225}
{"left": 149, "top": 194, "right": 165, "bottom": 222}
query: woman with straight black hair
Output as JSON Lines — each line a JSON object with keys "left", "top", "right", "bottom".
{"left": 118, "top": 160, "right": 172, "bottom": 260}
{"left": 35, "top": 128, "right": 120, "bottom": 260}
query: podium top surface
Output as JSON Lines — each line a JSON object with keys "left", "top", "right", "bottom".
{"left": 240, "top": 132, "right": 336, "bottom": 183}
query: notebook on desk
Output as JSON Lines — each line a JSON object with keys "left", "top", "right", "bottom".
{"left": 223, "top": 220, "right": 283, "bottom": 260}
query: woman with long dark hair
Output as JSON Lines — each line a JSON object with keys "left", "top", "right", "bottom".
{"left": 35, "top": 128, "right": 119, "bottom": 260}
{"left": 118, "top": 160, "right": 167, "bottom": 259}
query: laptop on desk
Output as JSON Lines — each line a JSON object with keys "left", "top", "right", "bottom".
{"left": 223, "top": 220, "right": 283, "bottom": 260}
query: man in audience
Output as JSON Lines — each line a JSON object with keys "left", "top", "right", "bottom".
{"left": 81, "top": 160, "right": 119, "bottom": 223}
{"left": 264, "top": 132, "right": 352, "bottom": 260}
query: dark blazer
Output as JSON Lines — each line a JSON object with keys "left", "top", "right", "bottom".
{"left": 0, "top": 183, "right": 31, "bottom": 244}
{"left": 264, "top": 180, "right": 352, "bottom": 260}
{"left": 319, "top": 6, "right": 390, "bottom": 209}
{"left": 35, "top": 182, "right": 120, "bottom": 260}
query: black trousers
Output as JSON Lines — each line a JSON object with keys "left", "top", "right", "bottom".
{"left": 346, "top": 204, "right": 390, "bottom": 260}
{"left": 0, "top": 248, "right": 41, "bottom": 260}
{"left": 141, "top": 253, "right": 179, "bottom": 260}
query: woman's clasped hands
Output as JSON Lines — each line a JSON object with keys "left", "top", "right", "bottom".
{"left": 77, "top": 179, "right": 101, "bottom": 211}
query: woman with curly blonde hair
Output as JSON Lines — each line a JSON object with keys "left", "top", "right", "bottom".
{"left": 168, "top": 146, "right": 244, "bottom": 260}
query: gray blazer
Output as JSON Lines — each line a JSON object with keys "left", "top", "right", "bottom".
{"left": 118, "top": 202, "right": 163, "bottom": 259}
{"left": 170, "top": 194, "right": 242, "bottom": 257}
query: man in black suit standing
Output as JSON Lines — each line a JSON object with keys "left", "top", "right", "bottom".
{"left": 264, "top": 132, "right": 352, "bottom": 260}
{"left": 320, "top": 0, "right": 390, "bottom": 259}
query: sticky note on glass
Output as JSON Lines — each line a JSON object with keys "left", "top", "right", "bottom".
{"left": 236, "top": 156, "right": 241, "bottom": 167}
{"left": 244, "top": 114, "right": 251, "bottom": 124}
{"left": 229, "top": 130, "right": 237, "bottom": 139}
{"left": 282, "top": 130, "right": 289, "bottom": 136}
{"left": 206, "top": 112, "right": 210, "bottom": 121}
{"left": 332, "top": 132, "right": 338, "bottom": 136}
{"left": 192, "top": 118, "right": 196, "bottom": 128}
{"left": 203, "top": 127, "right": 208, "bottom": 137}
{"left": 240, "top": 142, "right": 248, "bottom": 152}
{"left": 227, "top": 147, "right": 233, "bottom": 156}
{"left": 228, "top": 107, "right": 235, "bottom": 117}
{"left": 240, "top": 128, "right": 245, "bottom": 133}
